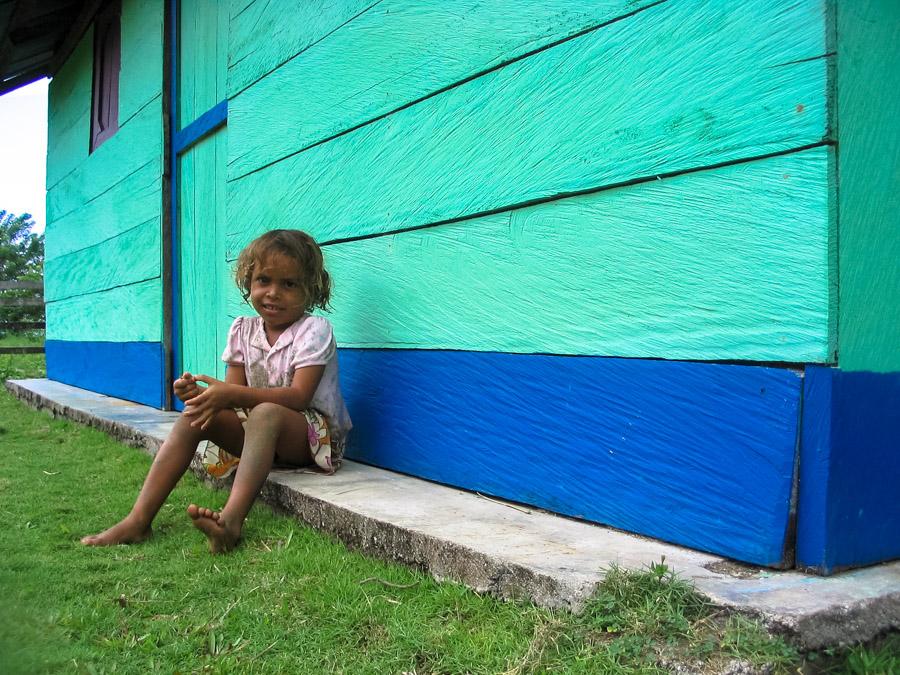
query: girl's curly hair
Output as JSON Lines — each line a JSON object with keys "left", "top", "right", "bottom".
{"left": 234, "top": 229, "right": 331, "bottom": 312}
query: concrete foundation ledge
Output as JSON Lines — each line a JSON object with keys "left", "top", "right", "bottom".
{"left": 6, "top": 378, "right": 900, "bottom": 650}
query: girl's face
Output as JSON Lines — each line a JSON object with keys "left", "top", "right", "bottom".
{"left": 249, "top": 253, "right": 307, "bottom": 332}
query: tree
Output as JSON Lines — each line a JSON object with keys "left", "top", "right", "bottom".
{"left": 0, "top": 210, "right": 44, "bottom": 328}
{"left": 0, "top": 210, "right": 43, "bottom": 280}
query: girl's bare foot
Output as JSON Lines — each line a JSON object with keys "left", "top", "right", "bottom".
{"left": 187, "top": 504, "right": 240, "bottom": 554}
{"left": 81, "top": 517, "right": 151, "bottom": 546}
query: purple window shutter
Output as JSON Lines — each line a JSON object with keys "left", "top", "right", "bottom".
{"left": 90, "top": 1, "right": 121, "bottom": 152}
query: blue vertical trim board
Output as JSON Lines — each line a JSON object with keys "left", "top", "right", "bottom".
{"left": 798, "top": 366, "right": 900, "bottom": 573}
{"left": 46, "top": 341, "right": 166, "bottom": 409}
{"left": 339, "top": 349, "right": 802, "bottom": 566}
{"left": 168, "top": 0, "right": 180, "bottom": 410}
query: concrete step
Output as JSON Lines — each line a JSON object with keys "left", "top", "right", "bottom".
{"left": 6, "top": 378, "right": 899, "bottom": 650}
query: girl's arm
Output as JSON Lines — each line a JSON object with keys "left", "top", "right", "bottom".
{"left": 183, "top": 365, "right": 325, "bottom": 429}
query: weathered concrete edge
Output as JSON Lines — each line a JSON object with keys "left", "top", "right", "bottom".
{"left": 258, "top": 476, "right": 596, "bottom": 612}
{"left": 6, "top": 379, "right": 899, "bottom": 649}
{"left": 5, "top": 379, "right": 166, "bottom": 455}
{"left": 4, "top": 379, "right": 595, "bottom": 611}
{"left": 780, "top": 592, "right": 900, "bottom": 651}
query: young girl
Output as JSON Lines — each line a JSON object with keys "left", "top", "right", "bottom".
{"left": 81, "top": 229, "right": 351, "bottom": 553}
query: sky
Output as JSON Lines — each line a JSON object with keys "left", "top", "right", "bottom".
{"left": 0, "top": 78, "right": 48, "bottom": 234}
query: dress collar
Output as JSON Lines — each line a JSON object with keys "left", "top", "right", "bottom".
{"left": 248, "top": 314, "right": 308, "bottom": 353}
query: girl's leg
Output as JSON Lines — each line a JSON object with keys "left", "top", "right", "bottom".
{"left": 188, "top": 403, "right": 312, "bottom": 553}
{"left": 81, "top": 409, "right": 245, "bottom": 546}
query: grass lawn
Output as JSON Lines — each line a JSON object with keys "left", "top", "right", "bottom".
{"left": 1, "top": 346, "right": 898, "bottom": 673}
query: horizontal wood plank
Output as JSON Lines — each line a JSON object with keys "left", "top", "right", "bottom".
{"left": 0, "top": 321, "right": 45, "bottom": 331}
{"left": 45, "top": 159, "right": 161, "bottom": 260}
{"left": 47, "top": 97, "right": 162, "bottom": 225}
{"left": 47, "top": 29, "right": 92, "bottom": 190}
{"left": 0, "top": 281, "right": 42, "bottom": 291}
{"left": 0, "top": 296, "right": 44, "bottom": 307}
{"left": 46, "top": 340, "right": 164, "bottom": 408}
{"left": 306, "top": 149, "right": 832, "bottom": 362}
{"left": 225, "top": 0, "right": 828, "bottom": 251}
{"left": 227, "top": 0, "right": 658, "bottom": 178}
{"left": 118, "top": 0, "right": 164, "bottom": 123}
{"left": 0, "top": 346, "right": 45, "bottom": 354}
{"left": 227, "top": 0, "right": 375, "bottom": 96}
{"left": 340, "top": 348, "right": 801, "bottom": 566}
{"left": 45, "top": 279, "right": 163, "bottom": 342}
{"left": 44, "top": 217, "right": 160, "bottom": 302}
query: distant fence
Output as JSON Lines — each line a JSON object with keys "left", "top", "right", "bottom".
{"left": 0, "top": 280, "right": 45, "bottom": 354}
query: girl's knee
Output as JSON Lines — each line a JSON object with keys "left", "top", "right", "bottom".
{"left": 245, "top": 402, "right": 288, "bottom": 426}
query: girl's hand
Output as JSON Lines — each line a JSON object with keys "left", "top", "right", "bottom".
{"left": 173, "top": 372, "right": 201, "bottom": 403}
{"left": 183, "top": 375, "right": 235, "bottom": 430}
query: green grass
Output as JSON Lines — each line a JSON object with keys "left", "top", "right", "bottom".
{"left": 0, "top": 331, "right": 45, "bottom": 380}
{"left": 1, "top": 347, "right": 898, "bottom": 674}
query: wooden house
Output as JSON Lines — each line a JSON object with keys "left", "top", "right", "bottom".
{"left": 2, "top": 0, "right": 897, "bottom": 573}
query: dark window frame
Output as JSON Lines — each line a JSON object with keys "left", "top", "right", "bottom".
{"left": 90, "top": 1, "right": 122, "bottom": 153}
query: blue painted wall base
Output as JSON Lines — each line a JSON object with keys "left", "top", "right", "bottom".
{"left": 798, "top": 366, "right": 900, "bottom": 574}
{"left": 339, "top": 349, "right": 802, "bottom": 567}
{"left": 46, "top": 340, "right": 165, "bottom": 409}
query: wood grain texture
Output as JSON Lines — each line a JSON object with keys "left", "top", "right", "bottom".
{"left": 836, "top": 0, "right": 900, "bottom": 372}
{"left": 46, "top": 97, "right": 162, "bottom": 225}
{"left": 227, "top": 0, "right": 657, "bottom": 179}
{"left": 45, "top": 158, "right": 160, "bottom": 260}
{"left": 178, "top": 130, "right": 229, "bottom": 383}
{"left": 340, "top": 349, "right": 801, "bottom": 566}
{"left": 797, "top": 366, "right": 900, "bottom": 573}
{"left": 45, "top": 279, "right": 162, "bottom": 342}
{"left": 315, "top": 150, "right": 832, "bottom": 362}
{"left": 225, "top": 0, "right": 828, "bottom": 250}
{"left": 227, "top": 0, "right": 375, "bottom": 96}
{"left": 44, "top": 217, "right": 160, "bottom": 302}
{"left": 47, "top": 0, "right": 164, "bottom": 192}
{"left": 118, "top": 0, "right": 164, "bottom": 124}
{"left": 178, "top": 0, "right": 228, "bottom": 127}
{"left": 46, "top": 27, "right": 92, "bottom": 190}
{"left": 46, "top": 340, "right": 165, "bottom": 408}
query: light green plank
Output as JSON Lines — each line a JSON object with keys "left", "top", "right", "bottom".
{"left": 45, "top": 158, "right": 160, "bottom": 260}
{"left": 44, "top": 217, "right": 160, "bottom": 302}
{"left": 178, "top": 0, "right": 197, "bottom": 124}
{"left": 227, "top": 0, "right": 375, "bottom": 96}
{"left": 292, "top": 149, "right": 831, "bottom": 362}
{"left": 228, "top": 0, "right": 661, "bottom": 179}
{"left": 46, "top": 28, "right": 93, "bottom": 190}
{"left": 46, "top": 97, "right": 162, "bottom": 224}
{"left": 119, "top": 0, "right": 164, "bottom": 123}
{"left": 47, "top": 0, "right": 163, "bottom": 192}
{"left": 225, "top": 0, "right": 828, "bottom": 254}
{"left": 178, "top": 133, "right": 228, "bottom": 380}
{"left": 179, "top": 0, "right": 228, "bottom": 123}
{"left": 46, "top": 279, "right": 163, "bottom": 342}
{"left": 836, "top": 0, "right": 900, "bottom": 372}
{"left": 177, "top": 2, "right": 230, "bottom": 379}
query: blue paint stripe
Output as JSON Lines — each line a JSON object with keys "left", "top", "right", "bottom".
{"left": 46, "top": 341, "right": 165, "bottom": 409}
{"left": 338, "top": 349, "right": 801, "bottom": 566}
{"left": 174, "top": 99, "right": 228, "bottom": 155}
{"left": 169, "top": 0, "right": 180, "bottom": 411}
{"left": 798, "top": 366, "right": 900, "bottom": 573}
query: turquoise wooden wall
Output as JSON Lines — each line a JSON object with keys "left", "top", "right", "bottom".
{"left": 41, "top": 0, "right": 898, "bottom": 568}
{"left": 44, "top": 0, "right": 165, "bottom": 406}
{"left": 217, "top": 0, "right": 835, "bottom": 566}
{"left": 224, "top": 0, "right": 834, "bottom": 363}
